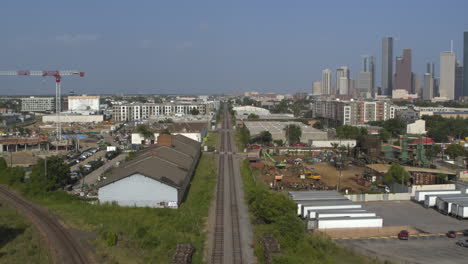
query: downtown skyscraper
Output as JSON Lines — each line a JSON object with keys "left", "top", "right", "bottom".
{"left": 322, "top": 69, "right": 332, "bottom": 95}
{"left": 381, "top": 37, "right": 393, "bottom": 96}
{"left": 464, "top": 31, "right": 468, "bottom": 98}
{"left": 336, "top": 66, "right": 350, "bottom": 95}
{"left": 439, "top": 51, "right": 456, "bottom": 100}
{"left": 394, "top": 48, "right": 412, "bottom": 93}
{"left": 362, "top": 55, "right": 375, "bottom": 97}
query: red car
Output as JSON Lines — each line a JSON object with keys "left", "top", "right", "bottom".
{"left": 398, "top": 230, "right": 409, "bottom": 240}
{"left": 447, "top": 231, "right": 457, "bottom": 238}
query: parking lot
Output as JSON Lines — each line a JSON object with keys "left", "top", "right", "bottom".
{"left": 335, "top": 201, "right": 468, "bottom": 263}
{"left": 337, "top": 236, "right": 468, "bottom": 264}
{"left": 360, "top": 201, "right": 468, "bottom": 233}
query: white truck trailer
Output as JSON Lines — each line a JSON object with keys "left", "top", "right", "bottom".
{"left": 296, "top": 199, "right": 350, "bottom": 216}
{"left": 312, "top": 216, "right": 383, "bottom": 229}
{"left": 450, "top": 202, "right": 468, "bottom": 218}
{"left": 455, "top": 204, "right": 468, "bottom": 219}
{"left": 424, "top": 193, "right": 467, "bottom": 208}
{"left": 414, "top": 190, "right": 461, "bottom": 202}
{"left": 436, "top": 196, "right": 468, "bottom": 215}
{"left": 307, "top": 209, "right": 368, "bottom": 220}
{"left": 302, "top": 202, "right": 361, "bottom": 218}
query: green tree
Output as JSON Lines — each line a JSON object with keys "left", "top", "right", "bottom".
{"left": 425, "top": 145, "right": 442, "bottom": 160}
{"left": 137, "top": 124, "right": 154, "bottom": 141}
{"left": 384, "top": 163, "right": 410, "bottom": 184}
{"left": 252, "top": 130, "right": 272, "bottom": 145}
{"left": 247, "top": 113, "right": 259, "bottom": 119}
{"left": 189, "top": 108, "right": 200, "bottom": 115}
{"left": 284, "top": 124, "right": 302, "bottom": 144}
{"left": 312, "top": 121, "right": 324, "bottom": 129}
{"left": 160, "top": 128, "right": 171, "bottom": 135}
{"left": 238, "top": 126, "right": 251, "bottom": 148}
{"left": 445, "top": 144, "right": 466, "bottom": 159}
{"left": 336, "top": 125, "right": 367, "bottom": 139}
{"left": 0, "top": 157, "right": 7, "bottom": 169}
{"left": 379, "top": 129, "right": 391, "bottom": 143}
{"left": 29, "top": 156, "right": 70, "bottom": 192}
{"left": 383, "top": 118, "right": 406, "bottom": 137}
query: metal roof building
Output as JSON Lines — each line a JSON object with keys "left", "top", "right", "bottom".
{"left": 243, "top": 121, "right": 328, "bottom": 142}
{"left": 97, "top": 134, "right": 200, "bottom": 208}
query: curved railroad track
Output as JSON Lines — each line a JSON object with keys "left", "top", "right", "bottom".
{"left": 0, "top": 185, "right": 92, "bottom": 264}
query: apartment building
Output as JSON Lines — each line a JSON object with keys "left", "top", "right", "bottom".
{"left": 313, "top": 99, "right": 395, "bottom": 125}
{"left": 112, "top": 102, "right": 212, "bottom": 122}
{"left": 21, "top": 96, "right": 55, "bottom": 112}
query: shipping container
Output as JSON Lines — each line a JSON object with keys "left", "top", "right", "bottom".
{"left": 312, "top": 216, "right": 383, "bottom": 229}
{"left": 424, "top": 193, "right": 468, "bottom": 208}
{"left": 414, "top": 190, "right": 460, "bottom": 202}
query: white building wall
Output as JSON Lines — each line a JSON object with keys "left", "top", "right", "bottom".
{"left": 98, "top": 174, "right": 178, "bottom": 208}
{"left": 42, "top": 114, "right": 103, "bottom": 123}
{"left": 406, "top": 119, "right": 426, "bottom": 134}
{"left": 68, "top": 96, "right": 100, "bottom": 112}
{"left": 131, "top": 132, "right": 202, "bottom": 145}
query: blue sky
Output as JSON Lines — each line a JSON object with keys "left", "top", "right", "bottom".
{"left": 1, "top": 0, "right": 467, "bottom": 95}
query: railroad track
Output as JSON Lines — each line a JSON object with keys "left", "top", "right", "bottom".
{"left": 0, "top": 185, "right": 90, "bottom": 264}
{"left": 211, "top": 105, "right": 243, "bottom": 264}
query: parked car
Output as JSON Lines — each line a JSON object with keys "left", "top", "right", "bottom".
{"left": 398, "top": 230, "right": 409, "bottom": 240}
{"left": 462, "top": 229, "right": 468, "bottom": 236}
{"left": 447, "top": 231, "right": 457, "bottom": 238}
{"left": 457, "top": 238, "right": 468, "bottom": 247}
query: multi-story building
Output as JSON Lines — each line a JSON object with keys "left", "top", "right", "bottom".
{"left": 21, "top": 96, "right": 55, "bottom": 112}
{"left": 322, "top": 69, "right": 332, "bottom": 95}
{"left": 464, "top": 31, "right": 468, "bottom": 99}
{"left": 426, "top": 61, "right": 435, "bottom": 78}
{"left": 381, "top": 37, "right": 394, "bottom": 96}
{"left": 455, "top": 61, "right": 464, "bottom": 100}
{"left": 423, "top": 73, "right": 434, "bottom": 100}
{"left": 312, "top": 81, "right": 322, "bottom": 95}
{"left": 394, "top": 48, "right": 412, "bottom": 93}
{"left": 313, "top": 99, "right": 395, "bottom": 125}
{"left": 336, "top": 66, "right": 349, "bottom": 95}
{"left": 112, "top": 102, "right": 212, "bottom": 122}
{"left": 357, "top": 72, "right": 372, "bottom": 98}
{"left": 362, "top": 55, "right": 375, "bottom": 96}
{"left": 439, "top": 51, "right": 456, "bottom": 100}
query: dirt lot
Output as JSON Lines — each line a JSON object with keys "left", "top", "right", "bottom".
{"left": 311, "top": 162, "right": 368, "bottom": 192}
{"left": 259, "top": 154, "right": 369, "bottom": 192}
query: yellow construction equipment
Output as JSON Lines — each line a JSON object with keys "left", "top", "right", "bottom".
{"left": 307, "top": 172, "right": 321, "bottom": 180}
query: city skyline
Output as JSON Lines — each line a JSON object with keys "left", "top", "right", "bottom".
{"left": 0, "top": 1, "right": 467, "bottom": 95}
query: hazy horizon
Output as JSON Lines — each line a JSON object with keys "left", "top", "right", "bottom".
{"left": 1, "top": 0, "right": 467, "bottom": 95}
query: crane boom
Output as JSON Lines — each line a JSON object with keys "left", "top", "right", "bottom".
{"left": 0, "top": 70, "right": 85, "bottom": 144}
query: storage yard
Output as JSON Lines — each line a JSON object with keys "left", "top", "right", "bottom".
{"left": 289, "top": 188, "right": 468, "bottom": 263}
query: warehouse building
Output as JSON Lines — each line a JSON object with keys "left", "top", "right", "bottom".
{"left": 97, "top": 134, "right": 201, "bottom": 208}
{"left": 243, "top": 121, "right": 328, "bottom": 142}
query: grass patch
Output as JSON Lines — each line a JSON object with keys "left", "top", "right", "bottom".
{"left": 0, "top": 202, "right": 50, "bottom": 264}
{"left": 204, "top": 131, "right": 219, "bottom": 149}
{"left": 240, "top": 160, "right": 380, "bottom": 264}
{"left": 3, "top": 153, "right": 217, "bottom": 264}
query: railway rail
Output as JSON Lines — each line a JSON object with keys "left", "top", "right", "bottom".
{"left": 211, "top": 105, "right": 244, "bottom": 264}
{"left": 0, "top": 185, "right": 91, "bottom": 264}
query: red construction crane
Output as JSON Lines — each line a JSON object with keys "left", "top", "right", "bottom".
{"left": 0, "top": 70, "right": 85, "bottom": 142}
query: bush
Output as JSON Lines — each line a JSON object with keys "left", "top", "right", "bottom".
{"left": 106, "top": 231, "right": 118, "bottom": 247}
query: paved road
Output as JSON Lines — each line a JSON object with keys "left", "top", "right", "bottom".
{"left": 0, "top": 185, "right": 93, "bottom": 264}
{"left": 73, "top": 152, "right": 128, "bottom": 188}
{"left": 337, "top": 236, "right": 468, "bottom": 264}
